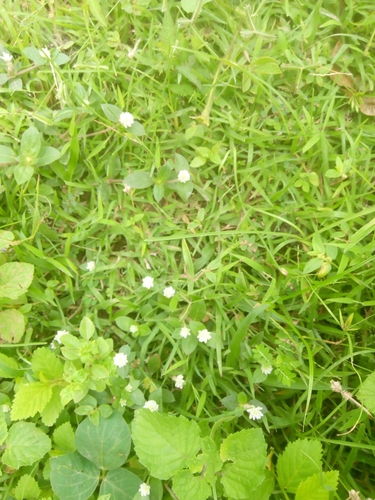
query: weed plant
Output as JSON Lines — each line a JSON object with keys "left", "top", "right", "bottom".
{"left": 1, "top": 0, "right": 375, "bottom": 499}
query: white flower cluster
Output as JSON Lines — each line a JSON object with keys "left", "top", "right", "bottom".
{"left": 143, "top": 400, "right": 159, "bottom": 412}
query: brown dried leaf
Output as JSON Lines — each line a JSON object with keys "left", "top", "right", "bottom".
{"left": 360, "top": 97, "right": 375, "bottom": 116}
{"left": 330, "top": 68, "right": 355, "bottom": 90}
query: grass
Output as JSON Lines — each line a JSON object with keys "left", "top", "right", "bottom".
{"left": 1, "top": 0, "right": 375, "bottom": 498}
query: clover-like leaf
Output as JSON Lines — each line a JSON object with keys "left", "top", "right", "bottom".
{"left": 75, "top": 412, "right": 131, "bottom": 470}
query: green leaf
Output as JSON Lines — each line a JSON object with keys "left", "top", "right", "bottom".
{"left": 220, "top": 429, "right": 267, "bottom": 499}
{"left": 75, "top": 411, "right": 131, "bottom": 470}
{"left": 32, "top": 347, "right": 64, "bottom": 379}
{"left": 303, "top": 258, "right": 324, "bottom": 274}
{"left": 0, "top": 352, "right": 22, "bottom": 378}
{"left": 357, "top": 370, "right": 375, "bottom": 413}
{"left": 188, "top": 436, "right": 222, "bottom": 485}
{"left": 53, "top": 422, "right": 76, "bottom": 453}
{"left": 295, "top": 471, "right": 339, "bottom": 500}
{"left": 173, "top": 470, "right": 211, "bottom": 500}
{"left": 302, "top": 134, "right": 321, "bottom": 153}
{"left": 99, "top": 468, "right": 143, "bottom": 500}
{"left": 0, "top": 230, "right": 15, "bottom": 249}
{"left": 181, "top": 0, "right": 211, "bottom": 13}
{"left": 0, "top": 412, "right": 8, "bottom": 446}
{"left": 11, "top": 382, "right": 53, "bottom": 420}
{"left": 12, "top": 474, "right": 41, "bottom": 500}
{"left": 3, "top": 422, "right": 51, "bottom": 469}
{"left": 325, "top": 169, "right": 341, "bottom": 179}
{"left": 0, "top": 309, "right": 25, "bottom": 343}
{"left": 123, "top": 171, "right": 153, "bottom": 189}
{"left": 128, "top": 121, "right": 146, "bottom": 137}
{"left": 132, "top": 409, "right": 201, "bottom": 479}
{"left": 79, "top": 316, "right": 95, "bottom": 340}
{"left": 50, "top": 452, "right": 100, "bottom": 500}
{"left": 101, "top": 104, "right": 121, "bottom": 122}
{"left": 251, "top": 57, "right": 281, "bottom": 75}
{"left": 20, "top": 126, "right": 41, "bottom": 158}
{"left": 153, "top": 184, "right": 164, "bottom": 202}
{"left": 40, "top": 386, "right": 63, "bottom": 426}
{"left": 34, "top": 146, "right": 61, "bottom": 167}
{"left": 247, "top": 469, "right": 275, "bottom": 500}
{"left": 0, "top": 145, "right": 16, "bottom": 165}
{"left": 14, "top": 164, "right": 35, "bottom": 184}
{"left": 0, "top": 262, "right": 34, "bottom": 299}
{"left": 87, "top": 0, "right": 107, "bottom": 27}
{"left": 277, "top": 439, "right": 322, "bottom": 493}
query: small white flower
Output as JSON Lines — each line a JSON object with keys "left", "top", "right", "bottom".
{"left": 139, "top": 483, "right": 151, "bottom": 497}
{"left": 39, "top": 47, "right": 51, "bottom": 59}
{"left": 143, "top": 400, "right": 159, "bottom": 412}
{"left": 123, "top": 183, "right": 132, "bottom": 194}
{"left": 142, "top": 276, "right": 154, "bottom": 289}
{"left": 163, "top": 286, "right": 175, "bottom": 299}
{"left": 180, "top": 327, "right": 191, "bottom": 338}
{"left": 54, "top": 330, "right": 69, "bottom": 344}
{"left": 125, "top": 383, "right": 133, "bottom": 392}
{"left": 119, "top": 111, "right": 134, "bottom": 128}
{"left": 119, "top": 398, "right": 127, "bottom": 407}
{"left": 130, "top": 325, "right": 139, "bottom": 334}
{"left": 197, "top": 329, "right": 211, "bottom": 343}
{"left": 114, "top": 352, "right": 128, "bottom": 368}
{"left": 0, "top": 52, "right": 12, "bottom": 62}
{"left": 246, "top": 405, "right": 264, "bottom": 420}
{"left": 261, "top": 364, "right": 273, "bottom": 375}
{"left": 174, "top": 374, "right": 185, "bottom": 389}
{"left": 86, "top": 261, "right": 95, "bottom": 271}
{"left": 178, "top": 170, "right": 190, "bottom": 183}
{"left": 2, "top": 404, "right": 10, "bottom": 413}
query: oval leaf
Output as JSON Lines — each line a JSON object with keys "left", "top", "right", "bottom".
{"left": 123, "top": 171, "right": 153, "bottom": 189}
{"left": 0, "top": 309, "right": 25, "bottom": 343}
{"left": 75, "top": 412, "right": 131, "bottom": 470}
{"left": 0, "top": 146, "right": 16, "bottom": 165}
{"left": 50, "top": 452, "right": 100, "bottom": 500}
{"left": 0, "top": 262, "right": 34, "bottom": 299}
{"left": 99, "top": 468, "right": 142, "bottom": 500}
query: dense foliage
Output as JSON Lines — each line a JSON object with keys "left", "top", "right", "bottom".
{"left": 1, "top": 0, "right": 375, "bottom": 499}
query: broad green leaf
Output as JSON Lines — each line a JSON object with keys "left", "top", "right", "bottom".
{"left": 303, "top": 258, "right": 324, "bottom": 274}
{"left": 251, "top": 57, "right": 281, "bottom": 75}
{"left": 128, "top": 121, "right": 146, "bottom": 137}
{"left": 357, "top": 371, "right": 375, "bottom": 413}
{"left": 50, "top": 452, "right": 100, "bottom": 500}
{"left": 181, "top": 0, "right": 211, "bottom": 13}
{"left": 220, "top": 429, "right": 267, "bottom": 499}
{"left": 295, "top": 471, "right": 339, "bottom": 500}
{"left": 32, "top": 347, "right": 64, "bottom": 379}
{"left": 123, "top": 171, "right": 153, "bottom": 189}
{"left": 101, "top": 104, "right": 121, "bottom": 122}
{"left": 0, "top": 352, "right": 22, "bottom": 378}
{"left": 0, "top": 230, "right": 14, "bottom": 249}
{"left": 0, "top": 146, "right": 16, "bottom": 165}
{"left": 53, "top": 422, "right": 76, "bottom": 453}
{"left": 3, "top": 422, "right": 51, "bottom": 469}
{"left": 20, "top": 126, "right": 41, "bottom": 158}
{"left": 277, "top": 439, "right": 322, "bottom": 493}
{"left": 173, "top": 470, "right": 211, "bottom": 500}
{"left": 11, "top": 382, "right": 53, "bottom": 420}
{"left": 188, "top": 436, "right": 222, "bottom": 484}
{"left": 246, "top": 469, "right": 275, "bottom": 500}
{"left": 0, "top": 309, "right": 25, "bottom": 343}
{"left": 12, "top": 474, "right": 41, "bottom": 500}
{"left": 23, "top": 47, "right": 49, "bottom": 65}
{"left": 132, "top": 409, "right": 201, "bottom": 479}
{"left": 75, "top": 411, "right": 131, "bottom": 470}
{"left": 79, "top": 316, "right": 95, "bottom": 340}
{"left": 14, "top": 164, "right": 35, "bottom": 184}
{"left": 0, "top": 262, "right": 34, "bottom": 299}
{"left": 99, "top": 468, "right": 142, "bottom": 500}
{"left": 41, "top": 386, "right": 63, "bottom": 426}
{"left": 34, "top": 146, "right": 61, "bottom": 167}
